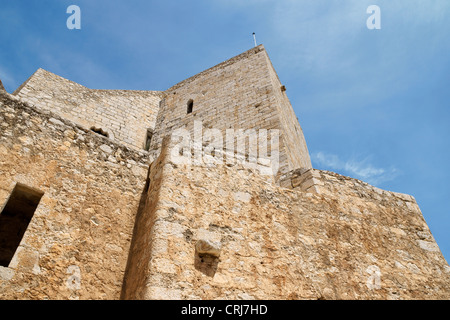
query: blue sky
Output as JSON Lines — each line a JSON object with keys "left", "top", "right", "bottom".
{"left": 1, "top": 1, "right": 449, "bottom": 263}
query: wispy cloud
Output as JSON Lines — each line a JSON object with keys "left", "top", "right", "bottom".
{"left": 311, "top": 151, "right": 398, "bottom": 186}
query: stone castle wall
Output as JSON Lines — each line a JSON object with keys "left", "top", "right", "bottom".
{"left": 120, "top": 137, "right": 450, "bottom": 300}
{"left": 12, "top": 46, "right": 312, "bottom": 177}
{"left": 263, "top": 53, "right": 312, "bottom": 174}
{"left": 1, "top": 44, "right": 449, "bottom": 300}
{"left": 13, "top": 68, "right": 163, "bottom": 151}
{"left": 0, "top": 92, "right": 150, "bottom": 299}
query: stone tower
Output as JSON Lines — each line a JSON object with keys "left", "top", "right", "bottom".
{"left": 12, "top": 45, "right": 311, "bottom": 179}
{"left": 0, "top": 46, "right": 449, "bottom": 300}
{"left": 148, "top": 45, "right": 312, "bottom": 177}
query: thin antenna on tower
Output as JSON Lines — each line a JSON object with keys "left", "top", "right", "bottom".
{"left": 252, "top": 32, "right": 257, "bottom": 47}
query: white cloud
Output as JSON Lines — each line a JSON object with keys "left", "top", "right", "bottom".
{"left": 312, "top": 151, "right": 398, "bottom": 186}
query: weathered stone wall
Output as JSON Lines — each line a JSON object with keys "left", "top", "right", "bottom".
{"left": 122, "top": 138, "right": 450, "bottom": 300}
{"left": 149, "top": 45, "right": 312, "bottom": 177}
{"left": 2, "top": 46, "right": 449, "bottom": 301}
{"left": 11, "top": 46, "right": 312, "bottom": 177}
{"left": 120, "top": 137, "right": 169, "bottom": 299}
{"left": 0, "top": 92, "right": 149, "bottom": 299}
{"left": 263, "top": 54, "right": 312, "bottom": 174}
{"left": 13, "top": 69, "right": 163, "bottom": 151}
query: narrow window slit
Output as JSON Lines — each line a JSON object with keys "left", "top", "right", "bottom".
{"left": 144, "top": 129, "right": 153, "bottom": 151}
{"left": 187, "top": 99, "right": 194, "bottom": 114}
{"left": 0, "top": 184, "right": 44, "bottom": 267}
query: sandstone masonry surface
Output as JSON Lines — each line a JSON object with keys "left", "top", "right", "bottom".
{"left": 0, "top": 45, "right": 449, "bottom": 300}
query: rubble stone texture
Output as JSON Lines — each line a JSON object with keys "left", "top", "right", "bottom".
{"left": 0, "top": 45, "right": 449, "bottom": 300}
{"left": 13, "top": 68, "right": 163, "bottom": 151}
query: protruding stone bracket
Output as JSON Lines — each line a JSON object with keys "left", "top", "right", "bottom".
{"left": 194, "top": 239, "right": 221, "bottom": 277}
{"left": 279, "top": 168, "right": 323, "bottom": 194}
{"left": 195, "top": 239, "right": 221, "bottom": 258}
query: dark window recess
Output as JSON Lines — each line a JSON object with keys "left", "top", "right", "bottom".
{"left": 187, "top": 99, "right": 194, "bottom": 114}
{"left": 144, "top": 129, "right": 153, "bottom": 151}
{"left": 0, "top": 184, "right": 44, "bottom": 267}
{"left": 90, "top": 127, "right": 109, "bottom": 138}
